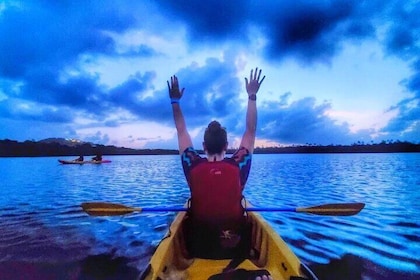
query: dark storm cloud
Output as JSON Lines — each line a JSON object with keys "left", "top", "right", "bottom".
{"left": 260, "top": 1, "right": 377, "bottom": 63}
{"left": 381, "top": 81, "right": 420, "bottom": 143}
{"left": 137, "top": 61, "right": 360, "bottom": 146}
{"left": 172, "top": 58, "right": 242, "bottom": 126}
{"left": 0, "top": 1, "right": 153, "bottom": 120}
{"left": 379, "top": 3, "right": 420, "bottom": 142}
{"left": 0, "top": 1, "right": 418, "bottom": 145}
{"left": 0, "top": 98, "right": 73, "bottom": 123}
{"left": 29, "top": 73, "right": 105, "bottom": 108}
{"left": 252, "top": 95, "right": 360, "bottom": 145}
{"left": 0, "top": 2, "right": 135, "bottom": 79}
{"left": 158, "top": 0, "right": 419, "bottom": 142}
{"left": 107, "top": 71, "right": 161, "bottom": 119}
{"left": 158, "top": 0, "right": 247, "bottom": 41}
{"left": 159, "top": 0, "right": 377, "bottom": 63}
{"left": 105, "top": 58, "right": 243, "bottom": 127}
{"left": 383, "top": 3, "right": 419, "bottom": 58}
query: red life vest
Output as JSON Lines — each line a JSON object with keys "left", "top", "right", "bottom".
{"left": 188, "top": 160, "right": 245, "bottom": 229}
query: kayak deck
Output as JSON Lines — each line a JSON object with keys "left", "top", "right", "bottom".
{"left": 140, "top": 206, "right": 317, "bottom": 280}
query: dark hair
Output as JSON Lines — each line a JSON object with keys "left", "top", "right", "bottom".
{"left": 204, "top": 121, "right": 227, "bottom": 154}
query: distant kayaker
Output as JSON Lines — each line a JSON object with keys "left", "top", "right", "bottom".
{"left": 91, "top": 154, "right": 102, "bottom": 161}
{"left": 74, "top": 155, "right": 84, "bottom": 162}
{"left": 168, "top": 68, "right": 265, "bottom": 261}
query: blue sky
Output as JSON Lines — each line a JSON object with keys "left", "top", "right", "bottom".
{"left": 0, "top": 1, "right": 418, "bottom": 149}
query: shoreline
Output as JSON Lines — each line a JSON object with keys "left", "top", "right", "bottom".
{"left": 1, "top": 138, "right": 419, "bottom": 157}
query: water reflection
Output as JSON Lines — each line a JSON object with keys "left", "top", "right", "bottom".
{"left": 0, "top": 154, "right": 419, "bottom": 279}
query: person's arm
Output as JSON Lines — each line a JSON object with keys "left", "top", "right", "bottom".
{"left": 239, "top": 68, "right": 265, "bottom": 154}
{"left": 167, "top": 75, "right": 193, "bottom": 154}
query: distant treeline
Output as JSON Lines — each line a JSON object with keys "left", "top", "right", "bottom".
{"left": 0, "top": 139, "right": 179, "bottom": 157}
{"left": 0, "top": 139, "right": 419, "bottom": 157}
{"left": 253, "top": 141, "right": 420, "bottom": 154}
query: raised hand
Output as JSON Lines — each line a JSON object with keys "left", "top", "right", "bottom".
{"left": 245, "top": 68, "right": 265, "bottom": 96}
{"left": 167, "top": 75, "right": 185, "bottom": 100}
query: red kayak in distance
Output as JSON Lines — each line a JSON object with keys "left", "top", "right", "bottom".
{"left": 58, "top": 159, "right": 111, "bottom": 164}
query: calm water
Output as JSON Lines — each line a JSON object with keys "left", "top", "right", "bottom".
{"left": 0, "top": 153, "right": 419, "bottom": 279}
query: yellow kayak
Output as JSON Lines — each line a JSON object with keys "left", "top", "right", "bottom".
{"left": 139, "top": 204, "right": 318, "bottom": 280}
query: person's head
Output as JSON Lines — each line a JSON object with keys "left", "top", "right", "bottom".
{"left": 203, "top": 120, "right": 228, "bottom": 155}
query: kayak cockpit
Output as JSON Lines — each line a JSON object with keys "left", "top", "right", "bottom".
{"left": 140, "top": 208, "right": 318, "bottom": 280}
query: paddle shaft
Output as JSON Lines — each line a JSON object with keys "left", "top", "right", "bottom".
{"left": 82, "top": 202, "right": 364, "bottom": 216}
{"left": 144, "top": 207, "right": 295, "bottom": 212}
{"left": 124, "top": 206, "right": 362, "bottom": 215}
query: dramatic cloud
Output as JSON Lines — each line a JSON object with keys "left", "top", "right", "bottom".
{"left": 0, "top": 1, "right": 418, "bottom": 148}
{"left": 378, "top": 3, "right": 420, "bottom": 143}
{"left": 158, "top": 0, "right": 378, "bottom": 64}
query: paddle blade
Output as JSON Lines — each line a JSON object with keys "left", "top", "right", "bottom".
{"left": 297, "top": 203, "right": 365, "bottom": 216}
{"left": 81, "top": 202, "right": 141, "bottom": 216}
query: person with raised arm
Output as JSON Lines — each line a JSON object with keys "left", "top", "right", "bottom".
{"left": 168, "top": 68, "right": 270, "bottom": 279}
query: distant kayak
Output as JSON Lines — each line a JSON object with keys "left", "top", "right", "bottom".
{"left": 58, "top": 159, "right": 111, "bottom": 164}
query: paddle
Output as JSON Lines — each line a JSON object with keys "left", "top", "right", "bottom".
{"left": 81, "top": 202, "right": 365, "bottom": 217}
